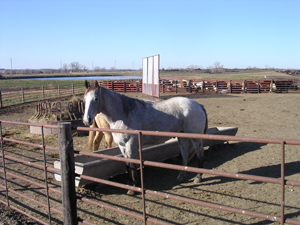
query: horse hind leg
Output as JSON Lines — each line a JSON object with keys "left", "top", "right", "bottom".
{"left": 87, "top": 122, "right": 97, "bottom": 152}
{"left": 93, "top": 131, "right": 104, "bottom": 151}
{"left": 192, "top": 139, "right": 205, "bottom": 183}
{"left": 97, "top": 113, "right": 113, "bottom": 149}
{"left": 103, "top": 131, "right": 113, "bottom": 148}
{"left": 87, "top": 130, "right": 95, "bottom": 152}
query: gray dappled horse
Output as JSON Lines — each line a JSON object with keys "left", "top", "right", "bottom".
{"left": 83, "top": 81, "right": 207, "bottom": 195}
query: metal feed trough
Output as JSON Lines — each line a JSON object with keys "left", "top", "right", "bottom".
{"left": 54, "top": 127, "right": 238, "bottom": 187}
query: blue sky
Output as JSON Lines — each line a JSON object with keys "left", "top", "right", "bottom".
{"left": 0, "top": 0, "right": 299, "bottom": 70}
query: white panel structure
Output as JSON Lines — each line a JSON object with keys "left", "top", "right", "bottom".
{"left": 147, "top": 57, "right": 153, "bottom": 84}
{"left": 142, "top": 58, "right": 147, "bottom": 83}
{"left": 142, "top": 54, "right": 160, "bottom": 98}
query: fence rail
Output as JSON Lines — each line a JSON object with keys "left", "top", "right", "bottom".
{"left": 0, "top": 85, "right": 86, "bottom": 108}
{"left": 0, "top": 120, "right": 299, "bottom": 224}
{"left": 1, "top": 78, "right": 299, "bottom": 108}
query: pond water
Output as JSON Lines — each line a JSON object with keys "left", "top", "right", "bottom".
{"left": 24, "top": 75, "right": 142, "bottom": 81}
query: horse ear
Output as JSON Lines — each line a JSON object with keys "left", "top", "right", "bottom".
{"left": 85, "top": 80, "right": 89, "bottom": 89}
{"left": 95, "top": 80, "right": 99, "bottom": 90}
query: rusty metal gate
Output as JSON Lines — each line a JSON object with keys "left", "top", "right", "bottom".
{"left": 0, "top": 120, "right": 300, "bottom": 224}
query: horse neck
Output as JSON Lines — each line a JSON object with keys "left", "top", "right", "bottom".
{"left": 99, "top": 87, "right": 126, "bottom": 124}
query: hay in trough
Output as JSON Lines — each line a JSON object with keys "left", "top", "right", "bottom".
{"left": 28, "top": 96, "right": 83, "bottom": 123}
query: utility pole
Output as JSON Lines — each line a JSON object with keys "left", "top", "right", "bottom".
{"left": 10, "top": 57, "right": 12, "bottom": 75}
{"left": 92, "top": 61, "right": 94, "bottom": 75}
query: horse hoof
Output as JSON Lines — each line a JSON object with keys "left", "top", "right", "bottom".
{"left": 127, "top": 190, "right": 135, "bottom": 195}
{"left": 194, "top": 177, "right": 202, "bottom": 183}
{"left": 176, "top": 176, "right": 184, "bottom": 183}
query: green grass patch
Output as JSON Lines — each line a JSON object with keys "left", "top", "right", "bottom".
{"left": 160, "top": 70, "right": 282, "bottom": 80}
{"left": 0, "top": 79, "right": 85, "bottom": 89}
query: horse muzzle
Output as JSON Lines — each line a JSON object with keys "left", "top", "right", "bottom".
{"left": 83, "top": 115, "right": 93, "bottom": 126}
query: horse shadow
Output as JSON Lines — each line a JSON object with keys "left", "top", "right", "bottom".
{"left": 143, "top": 142, "right": 269, "bottom": 191}
{"left": 171, "top": 142, "right": 300, "bottom": 187}
{"left": 83, "top": 141, "right": 300, "bottom": 224}
{"left": 86, "top": 141, "right": 274, "bottom": 195}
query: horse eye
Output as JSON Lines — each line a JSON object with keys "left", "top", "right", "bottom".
{"left": 94, "top": 97, "right": 99, "bottom": 101}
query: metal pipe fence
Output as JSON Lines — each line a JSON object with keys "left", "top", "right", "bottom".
{"left": 1, "top": 78, "right": 299, "bottom": 108}
{"left": 0, "top": 85, "right": 85, "bottom": 108}
{"left": 0, "top": 120, "right": 299, "bottom": 224}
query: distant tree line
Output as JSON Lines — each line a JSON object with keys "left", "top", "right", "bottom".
{"left": 1, "top": 60, "right": 295, "bottom": 76}
{"left": 0, "top": 61, "right": 124, "bottom": 75}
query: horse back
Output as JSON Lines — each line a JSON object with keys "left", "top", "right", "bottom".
{"left": 167, "top": 97, "right": 207, "bottom": 134}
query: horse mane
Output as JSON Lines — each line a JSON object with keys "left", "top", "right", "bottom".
{"left": 84, "top": 80, "right": 146, "bottom": 117}
{"left": 118, "top": 92, "right": 146, "bottom": 117}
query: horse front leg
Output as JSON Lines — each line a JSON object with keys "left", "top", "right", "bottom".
{"left": 126, "top": 163, "right": 138, "bottom": 195}
{"left": 120, "top": 141, "right": 139, "bottom": 195}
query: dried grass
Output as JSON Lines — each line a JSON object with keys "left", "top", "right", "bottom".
{"left": 28, "top": 96, "right": 83, "bottom": 122}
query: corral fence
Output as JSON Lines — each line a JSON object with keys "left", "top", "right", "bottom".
{"left": 98, "top": 78, "right": 300, "bottom": 94}
{"left": 1, "top": 78, "right": 299, "bottom": 108}
{"left": 0, "top": 84, "right": 86, "bottom": 108}
{"left": 0, "top": 120, "right": 299, "bottom": 224}
{"left": 159, "top": 78, "right": 300, "bottom": 94}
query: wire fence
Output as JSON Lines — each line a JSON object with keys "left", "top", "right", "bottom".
{"left": 0, "top": 85, "right": 86, "bottom": 108}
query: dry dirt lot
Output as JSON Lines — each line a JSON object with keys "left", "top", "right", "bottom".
{"left": 0, "top": 92, "right": 299, "bottom": 224}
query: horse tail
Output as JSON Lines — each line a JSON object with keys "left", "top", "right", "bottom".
{"left": 201, "top": 104, "right": 208, "bottom": 134}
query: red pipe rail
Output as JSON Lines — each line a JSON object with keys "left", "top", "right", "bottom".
{"left": 77, "top": 127, "right": 300, "bottom": 225}
{"left": 0, "top": 121, "right": 62, "bottom": 224}
{"left": 0, "top": 120, "right": 300, "bottom": 224}
{"left": 1, "top": 78, "right": 299, "bottom": 109}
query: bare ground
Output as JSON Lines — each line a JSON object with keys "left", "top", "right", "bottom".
{"left": 0, "top": 92, "right": 299, "bottom": 224}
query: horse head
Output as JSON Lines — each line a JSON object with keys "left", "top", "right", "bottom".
{"left": 83, "top": 80, "right": 101, "bottom": 126}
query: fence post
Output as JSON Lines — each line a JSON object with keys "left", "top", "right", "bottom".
{"left": 280, "top": 141, "right": 286, "bottom": 225}
{"left": 58, "top": 122, "right": 78, "bottom": 225}
{"left": 243, "top": 80, "right": 246, "bottom": 93}
{"left": 136, "top": 81, "right": 139, "bottom": 92}
{"left": 72, "top": 84, "right": 74, "bottom": 96}
{"left": 162, "top": 80, "right": 165, "bottom": 93}
{"left": 42, "top": 86, "right": 45, "bottom": 100}
{"left": 188, "top": 80, "right": 192, "bottom": 93}
{"left": 21, "top": 88, "right": 24, "bottom": 103}
{"left": 270, "top": 80, "right": 274, "bottom": 93}
{"left": 175, "top": 80, "right": 178, "bottom": 93}
{"left": 58, "top": 85, "right": 60, "bottom": 97}
{"left": 0, "top": 91, "right": 2, "bottom": 108}
{"left": 229, "top": 80, "right": 232, "bottom": 93}
{"left": 0, "top": 122, "right": 9, "bottom": 207}
{"left": 124, "top": 81, "right": 126, "bottom": 93}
